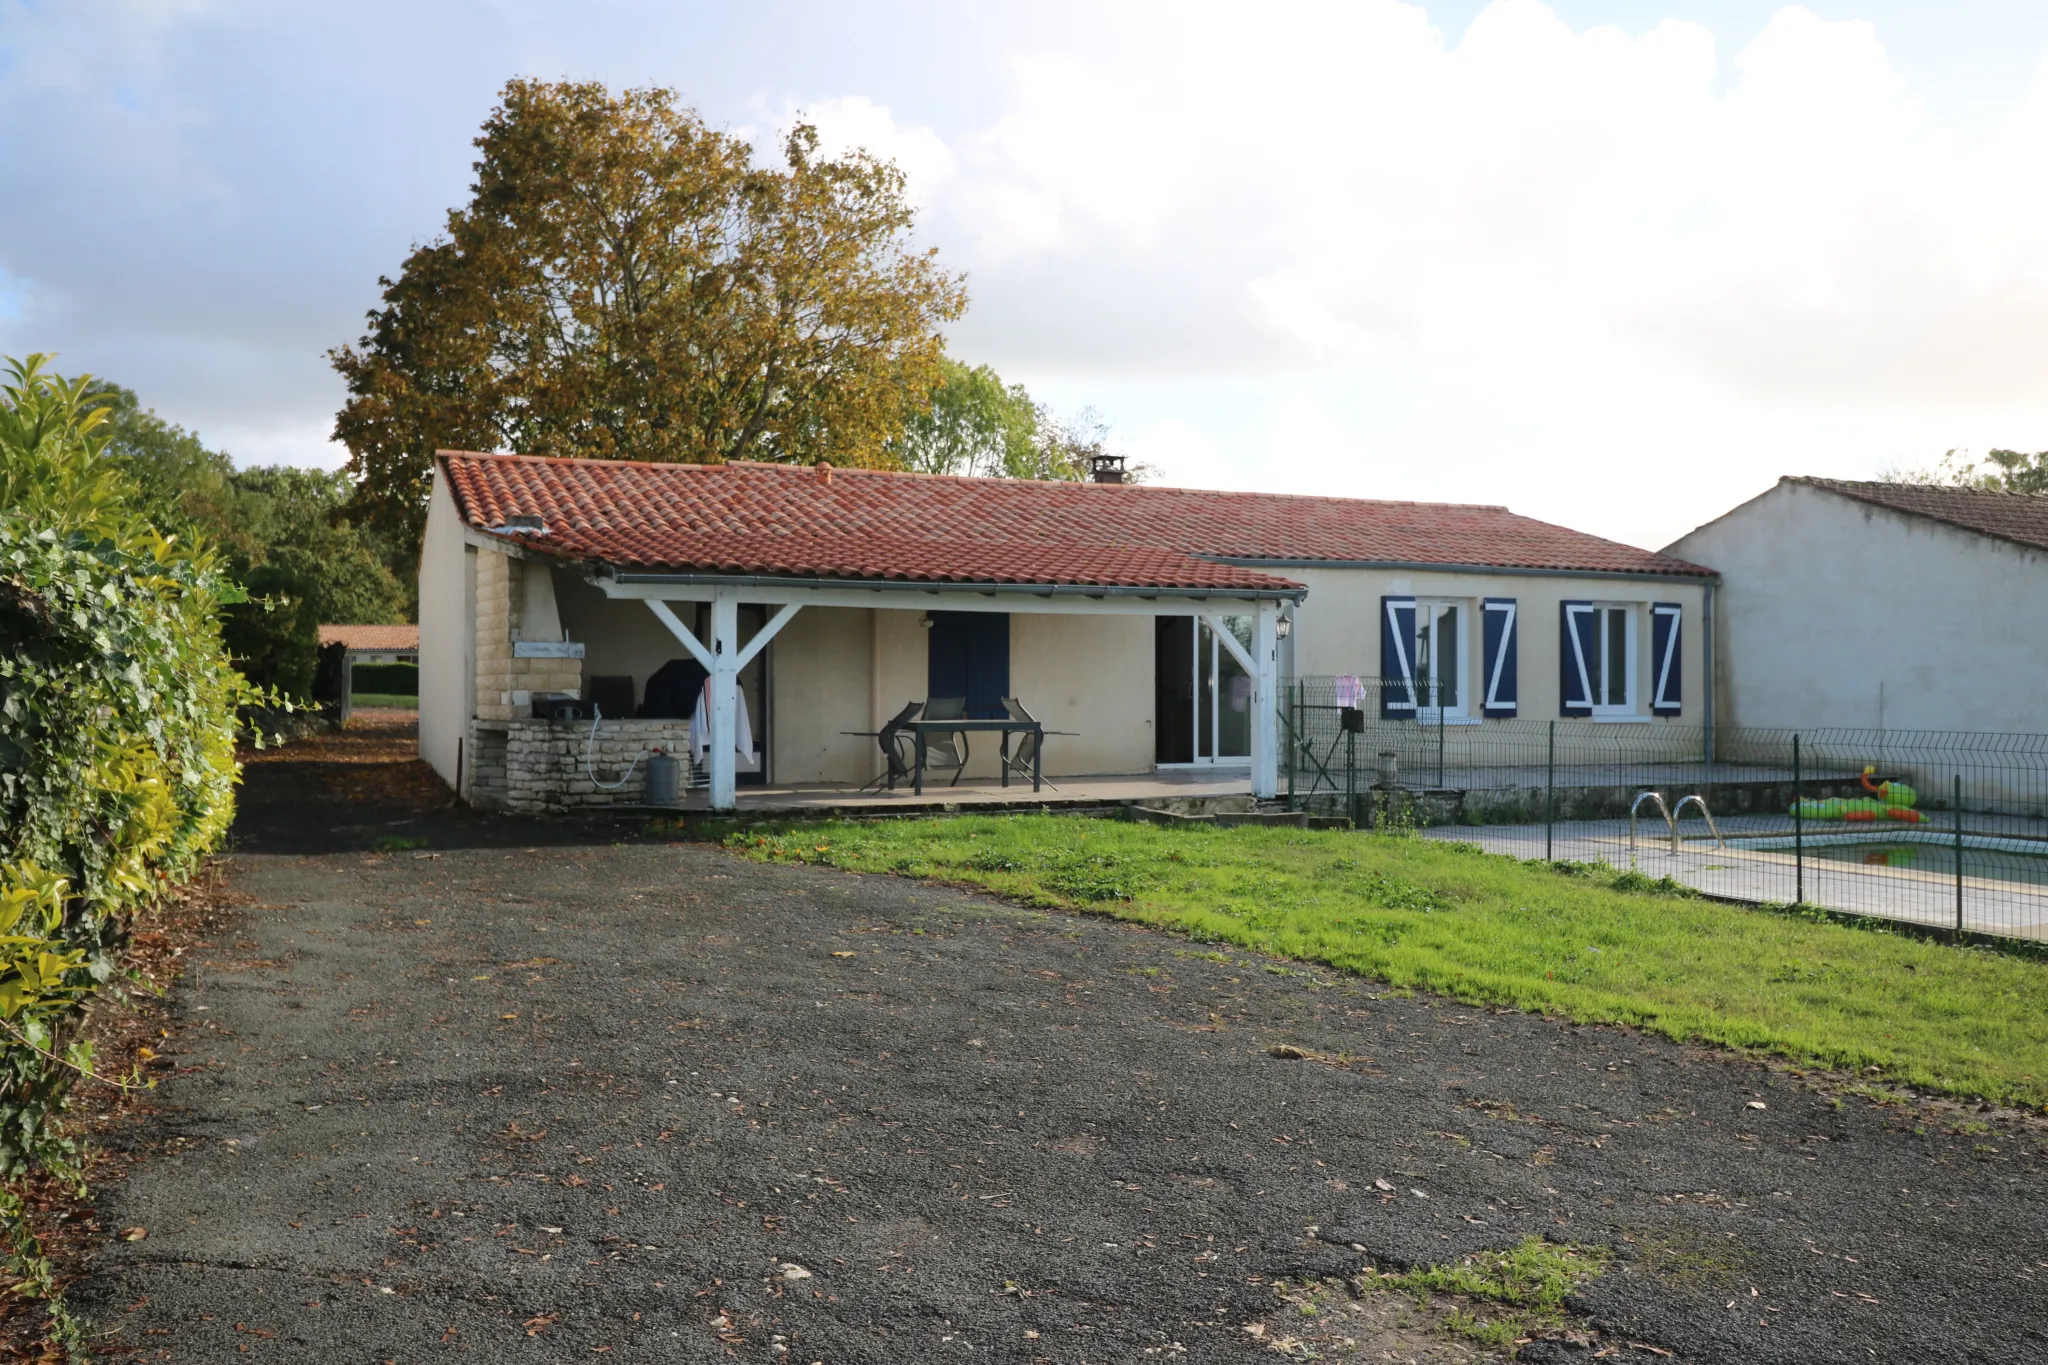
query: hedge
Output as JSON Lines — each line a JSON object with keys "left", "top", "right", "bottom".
{"left": 0, "top": 515, "right": 249, "bottom": 1309}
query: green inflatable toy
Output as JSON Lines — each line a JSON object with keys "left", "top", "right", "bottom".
{"left": 1792, "top": 766, "right": 1921, "bottom": 824}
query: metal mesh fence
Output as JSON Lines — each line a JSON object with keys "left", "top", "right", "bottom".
{"left": 1284, "top": 676, "right": 2048, "bottom": 943}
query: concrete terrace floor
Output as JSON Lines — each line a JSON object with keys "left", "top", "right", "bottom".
{"left": 71, "top": 719, "right": 2048, "bottom": 1363}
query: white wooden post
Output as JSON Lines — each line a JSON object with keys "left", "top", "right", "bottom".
{"left": 708, "top": 588, "right": 739, "bottom": 811}
{"left": 1252, "top": 600, "right": 1280, "bottom": 800}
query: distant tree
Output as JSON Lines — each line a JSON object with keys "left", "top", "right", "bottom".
{"left": 1885, "top": 448, "right": 2048, "bottom": 494}
{"left": 332, "top": 78, "right": 967, "bottom": 551}
{"left": 82, "top": 380, "right": 240, "bottom": 547}
{"left": 894, "top": 358, "right": 1037, "bottom": 477}
{"left": 213, "top": 468, "right": 409, "bottom": 698}
{"left": 893, "top": 358, "right": 1147, "bottom": 484}
{"left": 1977, "top": 449, "right": 2048, "bottom": 495}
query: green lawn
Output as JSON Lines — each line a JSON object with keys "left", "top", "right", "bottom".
{"left": 349, "top": 693, "right": 418, "bottom": 710}
{"left": 729, "top": 815, "right": 2048, "bottom": 1109}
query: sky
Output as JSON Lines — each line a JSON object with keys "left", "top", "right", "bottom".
{"left": 6, "top": 1, "right": 2048, "bottom": 550}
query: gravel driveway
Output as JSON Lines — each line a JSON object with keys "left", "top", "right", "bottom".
{"left": 74, "top": 725, "right": 2048, "bottom": 1362}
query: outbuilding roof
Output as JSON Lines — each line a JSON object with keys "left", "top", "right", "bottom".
{"left": 318, "top": 624, "right": 420, "bottom": 652}
{"left": 1793, "top": 477, "right": 2048, "bottom": 554}
{"left": 439, "top": 451, "right": 1710, "bottom": 592}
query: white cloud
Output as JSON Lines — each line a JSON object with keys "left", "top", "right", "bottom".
{"left": 815, "top": 1, "right": 2048, "bottom": 546}
{"left": 8, "top": 0, "right": 2048, "bottom": 548}
{"left": 776, "top": 95, "right": 956, "bottom": 211}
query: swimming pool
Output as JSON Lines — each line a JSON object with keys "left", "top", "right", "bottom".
{"left": 1726, "top": 830, "right": 2048, "bottom": 888}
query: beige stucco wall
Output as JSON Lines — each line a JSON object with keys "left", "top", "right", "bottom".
{"left": 1666, "top": 481, "right": 2048, "bottom": 733}
{"left": 771, "top": 607, "right": 874, "bottom": 784}
{"left": 1011, "top": 614, "right": 1154, "bottom": 776}
{"left": 416, "top": 473, "right": 472, "bottom": 787}
{"left": 1284, "top": 564, "right": 1712, "bottom": 727}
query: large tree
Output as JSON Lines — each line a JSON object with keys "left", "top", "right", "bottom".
{"left": 332, "top": 79, "right": 966, "bottom": 547}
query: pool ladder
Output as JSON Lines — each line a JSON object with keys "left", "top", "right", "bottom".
{"left": 1629, "top": 791, "right": 1726, "bottom": 869}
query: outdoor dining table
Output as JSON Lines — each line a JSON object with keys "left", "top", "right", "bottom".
{"left": 909, "top": 716, "right": 1045, "bottom": 795}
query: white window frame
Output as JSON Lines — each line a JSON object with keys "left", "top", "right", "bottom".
{"left": 1413, "top": 598, "right": 1474, "bottom": 724}
{"left": 1587, "top": 602, "right": 1638, "bottom": 719}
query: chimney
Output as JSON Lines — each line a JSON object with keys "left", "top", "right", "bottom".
{"left": 815, "top": 460, "right": 834, "bottom": 485}
{"left": 1089, "top": 453, "right": 1127, "bottom": 485}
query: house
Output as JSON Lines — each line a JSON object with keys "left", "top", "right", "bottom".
{"left": 1665, "top": 477, "right": 2048, "bottom": 734}
{"left": 417, "top": 451, "right": 1715, "bottom": 812}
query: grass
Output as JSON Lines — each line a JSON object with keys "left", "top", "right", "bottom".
{"left": 1373, "top": 1237, "right": 1609, "bottom": 1347}
{"left": 728, "top": 815, "right": 2048, "bottom": 1109}
{"left": 349, "top": 693, "right": 418, "bottom": 710}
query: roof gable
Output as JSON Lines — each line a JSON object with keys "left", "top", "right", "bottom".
{"left": 438, "top": 451, "right": 1711, "bottom": 590}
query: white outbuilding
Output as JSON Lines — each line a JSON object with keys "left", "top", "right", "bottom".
{"left": 1665, "top": 477, "right": 2048, "bottom": 734}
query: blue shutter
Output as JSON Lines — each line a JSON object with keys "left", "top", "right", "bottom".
{"left": 1650, "top": 603, "right": 1682, "bottom": 716}
{"left": 1481, "top": 598, "right": 1518, "bottom": 718}
{"left": 1379, "top": 597, "right": 1416, "bottom": 716}
{"left": 1560, "top": 602, "right": 1595, "bottom": 717}
{"left": 928, "top": 612, "right": 1011, "bottom": 718}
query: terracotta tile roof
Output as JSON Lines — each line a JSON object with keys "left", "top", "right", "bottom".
{"left": 1795, "top": 477, "right": 2048, "bottom": 554}
{"left": 438, "top": 451, "right": 1710, "bottom": 591}
{"left": 318, "top": 624, "right": 420, "bottom": 651}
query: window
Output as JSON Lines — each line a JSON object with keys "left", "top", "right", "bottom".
{"left": 1561, "top": 601, "right": 1640, "bottom": 718}
{"left": 1414, "top": 600, "right": 1466, "bottom": 717}
{"left": 1592, "top": 604, "right": 1631, "bottom": 710}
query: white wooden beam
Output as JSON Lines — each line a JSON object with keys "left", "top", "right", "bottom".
{"left": 645, "top": 599, "right": 714, "bottom": 672}
{"left": 708, "top": 590, "right": 739, "bottom": 811}
{"left": 1201, "top": 614, "right": 1257, "bottom": 677}
{"left": 594, "top": 576, "right": 1290, "bottom": 618}
{"left": 733, "top": 602, "right": 801, "bottom": 672}
{"left": 1252, "top": 600, "right": 1280, "bottom": 800}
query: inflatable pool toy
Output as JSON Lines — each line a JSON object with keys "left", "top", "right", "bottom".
{"left": 1793, "top": 766, "right": 1922, "bottom": 823}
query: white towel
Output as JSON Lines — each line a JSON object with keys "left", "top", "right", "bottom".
{"left": 689, "top": 678, "right": 756, "bottom": 765}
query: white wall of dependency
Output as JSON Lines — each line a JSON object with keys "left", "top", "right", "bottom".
{"left": 1665, "top": 481, "right": 2048, "bottom": 734}
{"left": 416, "top": 472, "right": 473, "bottom": 787}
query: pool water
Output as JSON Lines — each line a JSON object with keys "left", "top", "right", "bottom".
{"left": 1809, "top": 841, "right": 2048, "bottom": 887}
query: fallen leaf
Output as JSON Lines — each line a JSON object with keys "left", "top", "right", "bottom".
{"left": 831, "top": 951, "right": 855, "bottom": 958}
{"left": 1747, "top": 1101, "right": 1768, "bottom": 1111}
{"left": 1373, "top": 1178, "right": 1395, "bottom": 1192}
{"left": 120, "top": 1227, "right": 147, "bottom": 1242}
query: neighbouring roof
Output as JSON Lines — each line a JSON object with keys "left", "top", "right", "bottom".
{"left": 438, "top": 451, "right": 1711, "bottom": 592}
{"left": 1793, "top": 477, "right": 2048, "bottom": 554}
{"left": 319, "top": 624, "right": 420, "bottom": 652}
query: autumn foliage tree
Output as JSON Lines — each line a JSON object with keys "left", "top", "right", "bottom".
{"left": 332, "top": 79, "right": 966, "bottom": 547}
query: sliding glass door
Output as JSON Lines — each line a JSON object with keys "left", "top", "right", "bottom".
{"left": 1155, "top": 615, "right": 1252, "bottom": 766}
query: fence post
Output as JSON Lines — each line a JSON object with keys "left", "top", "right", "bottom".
{"left": 1954, "top": 773, "right": 1965, "bottom": 940}
{"left": 1437, "top": 691, "right": 1447, "bottom": 789}
{"left": 1346, "top": 727, "right": 1357, "bottom": 829}
{"left": 1287, "top": 680, "right": 1297, "bottom": 810}
{"left": 1792, "top": 733, "right": 1804, "bottom": 907}
{"left": 1545, "top": 719, "right": 1555, "bottom": 862}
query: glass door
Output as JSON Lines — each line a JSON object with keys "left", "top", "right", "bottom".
{"left": 1156, "top": 615, "right": 1251, "bottom": 766}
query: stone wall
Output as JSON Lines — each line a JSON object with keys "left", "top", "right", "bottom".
{"left": 478, "top": 717, "right": 698, "bottom": 814}
{"left": 475, "top": 550, "right": 583, "bottom": 721}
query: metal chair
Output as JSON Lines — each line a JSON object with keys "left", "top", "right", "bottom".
{"left": 845, "top": 700, "right": 923, "bottom": 793}
{"left": 1000, "top": 697, "right": 1059, "bottom": 791}
{"left": 920, "top": 696, "right": 970, "bottom": 786}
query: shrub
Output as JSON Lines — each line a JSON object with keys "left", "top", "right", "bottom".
{"left": 0, "top": 354, "right": 259, "bottom": 1324}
